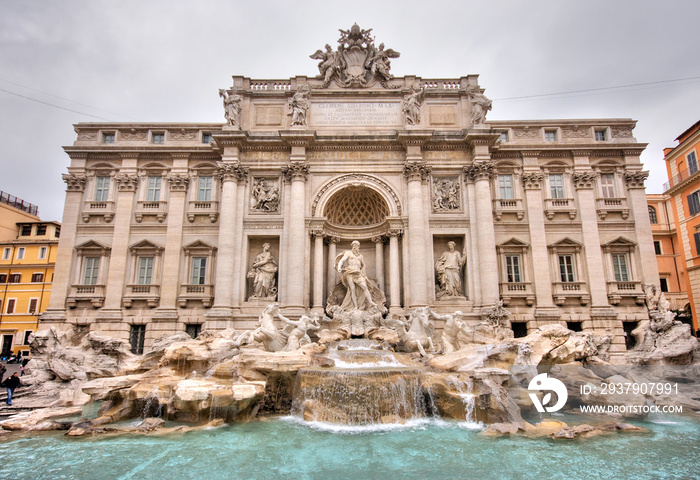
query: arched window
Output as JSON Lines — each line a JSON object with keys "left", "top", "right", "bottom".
{"left": 648, "top": 205, "right": 657, "bottom": 224}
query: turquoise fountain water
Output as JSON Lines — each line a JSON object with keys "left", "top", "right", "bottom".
{"left": 0, "top": 416, "right": 699, "bottom": 480}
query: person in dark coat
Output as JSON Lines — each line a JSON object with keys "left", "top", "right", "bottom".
{"left": 4, "top": 372, "right": 20, "bottom": 405}
{"left": 0, "top": 363, "right": 6, "bottom": 384}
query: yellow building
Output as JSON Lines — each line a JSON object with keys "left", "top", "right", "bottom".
{"left": 0, "top": 220, "right": 60, "bottom": 357}
{"left": 0, "top": 190, "right": 40, "bottom": 241}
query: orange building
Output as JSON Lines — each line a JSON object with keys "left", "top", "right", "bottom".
{"left": 647, "top": 194, "right": 688, "bottom": 311}
{"left": 661, "top": 119, "right": 700, "bottom": 333}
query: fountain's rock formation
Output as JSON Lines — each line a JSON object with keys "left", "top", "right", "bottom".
{"left": 625, "top": 319, "right": 700, "bottom": 365}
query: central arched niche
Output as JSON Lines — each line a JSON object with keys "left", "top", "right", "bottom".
{"left": 324, "top": 185, "right": 389, "bottom": 227}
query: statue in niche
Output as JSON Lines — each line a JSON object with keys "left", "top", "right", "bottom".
{"left": 288, "top": 85, "right": 311, "bottom": 127}
{"left": 429, "top": 309, "right": 468, "bottom": 354}
{"left": 219, "top": 89, "right": 242, "bottom": 128}
{"left": 250, "top": 178, "right": 280, "bottom": 212}
{"left": 325, "top": 240, "right": 387, "bottom": 337}
{"left": 335, "top": 241, "right": 377, "bottom": 311}
{"left": 432, "top": 178, "right": 460, "bottom": 211}
{"left": 435, "top": 241, "right": 466, "bottom": 298}
{"left": 247, "top": 244, "right": 278, "bottom": 300}
{"left": 467, "top": 85, "right": 492, "bottom": 126}
{"left": 402, "top": 86, "right": 426, "bottom": 126}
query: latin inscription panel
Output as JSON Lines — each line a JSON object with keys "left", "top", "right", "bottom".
{"left": 310, "top": 102, "right": 402, "bottom": 127}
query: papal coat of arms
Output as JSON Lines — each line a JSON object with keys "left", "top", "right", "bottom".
{"left": 310, "top": 23, "right": 400, "bottom": 88}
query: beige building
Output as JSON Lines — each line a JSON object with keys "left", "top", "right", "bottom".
{"left": 42, "top": 26, "right": 657, "bottom": 359}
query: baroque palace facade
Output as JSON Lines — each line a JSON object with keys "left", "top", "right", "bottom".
{"left": 42, "top": 26, "right": 657, "bottom": 358}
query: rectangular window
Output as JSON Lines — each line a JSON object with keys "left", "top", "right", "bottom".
{"left": 186, "top": 324, "right": 202, "bottom": 339}
{"left": 660, "top": 278, "right": 669, "bottom": 292}
{"left": 648, "top": 206, "right": 658, "bottom": 224}
{"left": 31, "top": 273, "right": 44, "bottom": 283}
{"left": 0, "top": 274, "right": 6, "bottom": 283}
{"left": 695, "top": 232, "right": 700, "bottom": 256}
{"left": 202, "top": 133, "right": 212, "bottom": 144}
{"left": 612, "top": 253, "right": 630, "bottom": 282}
{"left": 505, "top": 255, "right": 522, "bottom": 283}
{"left": 567, "top": 321, "right": 583, "bottom": 332}
{"left": 197, "top": 176, "right": 213, "bottom": 201}
{"left": 20, "top": 225, "right": 32, "bottom": 236}
{"left": 146, "top": 176, "right": 162, "bottom": 202}
{"left": 54, "top": 226, "right": 60, "bottom": 238}
{"left": 28, "top": 298, "right": 38, "bottom": 314}
{"left": 16, "top": 247, "right": 24, "bottom": 260}
{"left": 95, "top": 176, "right": 110, "bottom": 202}
{"left": 36, "top": 224, "right": 47, "bottom": 235}
{"left": 688, "top": 190, "right": 700, "bottom": 216}
{"left": 152, "top": 133, "right": 165, "bottom": 144}
{"left": 23, "top": 331, "right": 32, "bottom": 345}
{"left": 544, "top": 130, "right": 557, "bottom": 142}
{"left": 191, "top": 257, "right": 207, "bottom": 285}
{"left": 549, "top": 174, "right": 565, "bottom": 199}
{"left": 83, "top": 257, "right": 100, "bottom": 285}
{"left": 137, "top": 257, "right": 154, "bottom": 285}
{"left": 103, "top": 133, "right": 115, "bottom": 144}
{"left": 39, "top": 246, "right": 47, "bottom": 259}
{"left": 498, "top": 131, "right": 508, "bottom": 143}
{"left": 8, "top": 274, "right": 20, "bottom": 283}
{"left": 129, "top": 324, "right": 146, "bottom": 355}
{"left": 594, "top": 129, "right": 607, "bottom": 141}
{"left": 600, "top": 173, "right": 615, "bottom": 198}
{"left": 558, "top": 254, "right": 575, "bottom": 282}
{"left": 688, "top": 151, "right": 698, "bottom": 175}
{"left": 654, "top": 241, "right": 662, "bottom": 255}
{"left": 6, "top": 299, "right": 16, "bottom": 314}
{"left": 2, "top": 248, "right": 10, "bottom": 260}
{"left": 498, "top": 174, "right": 514, "bottom": 199}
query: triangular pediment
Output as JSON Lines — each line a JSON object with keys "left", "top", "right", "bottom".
{"left": 499, "top": 237, "right": 530, "bottom": 248}
{"left": 548, "top": 237, "right": 583, "bottom": 249}
{"left": 129, "top": 239, "right": 164, "bottom": 252}
{"left": 75, "top": 240, "right": 110, "bottom": 254}
{"left": 602, "top": 236, "right": 636, "bottom": 248}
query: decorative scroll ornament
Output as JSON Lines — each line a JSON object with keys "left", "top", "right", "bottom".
{"left": 217, "top": 162, "right": 248, "bottom": 183}
{"left": 463, "top": 161, "right": 494, "bottom": 182}
{"left": 167, "top": 174, "right": 190, "bottom": 191}
{"left": 573, "top": 171, "right": 598, "bottom": 189}
{"left": 625, "top": 171, "right": 649, "bottom": 189}
{"left": 115, "top": 174, "right": 139, "bottom": 192}
{"left": 282, "top": 162, "right": 310, "bottom": 182}
{"left": 62, "top": 174, "right": 87, "bottom": 192}
{"left": 403, "top": 162, "right": 431, "bottom": 182}
{"left": 309, "top": 24, "right": 400, "bottom": 88}
{"left": 521, "top": 172, "right": 544, "bottom": 190}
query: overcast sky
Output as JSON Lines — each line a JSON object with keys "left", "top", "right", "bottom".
{"left": 1, "top": 0, "right": 699, "bottom": 222}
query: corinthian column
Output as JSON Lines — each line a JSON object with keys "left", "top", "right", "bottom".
{"left": 388, "top": 228, "right": 402, "bottom": 310}
{"left": 209, "top": 161, "right": 248, "bottom": 319}
{"left": 43, "top": 170, "right": 87, "bottom": 322}
{"left": 312, "top": 230, "right": 325, "bottom": 312}
{"left": 101, "top": 168, "right": 139, "bottom": 313}
{"left": 282, "top": 161, "right": 310, "bottom": 309}
{"left": 403, "top": 162, "right": 431, "bottom": 306}
{"left": 464, "top": 160, "right": 499, "bottom": 306}
{"left": 373, "top": 236, "right": 385, "bottom": 292}
{"left": 326, "top": 236, "right": 339, "bottom": 297}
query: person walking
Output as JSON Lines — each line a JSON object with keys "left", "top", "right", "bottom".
{"left": 3, "top": 372, "right": 20, "bottom": 405}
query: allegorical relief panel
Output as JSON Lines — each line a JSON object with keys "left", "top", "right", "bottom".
{"left": 250, "top": 178, "right": 280, "bottom": 213}
{"left": 432, "top": 177, "right": 461, "bottom": 212}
